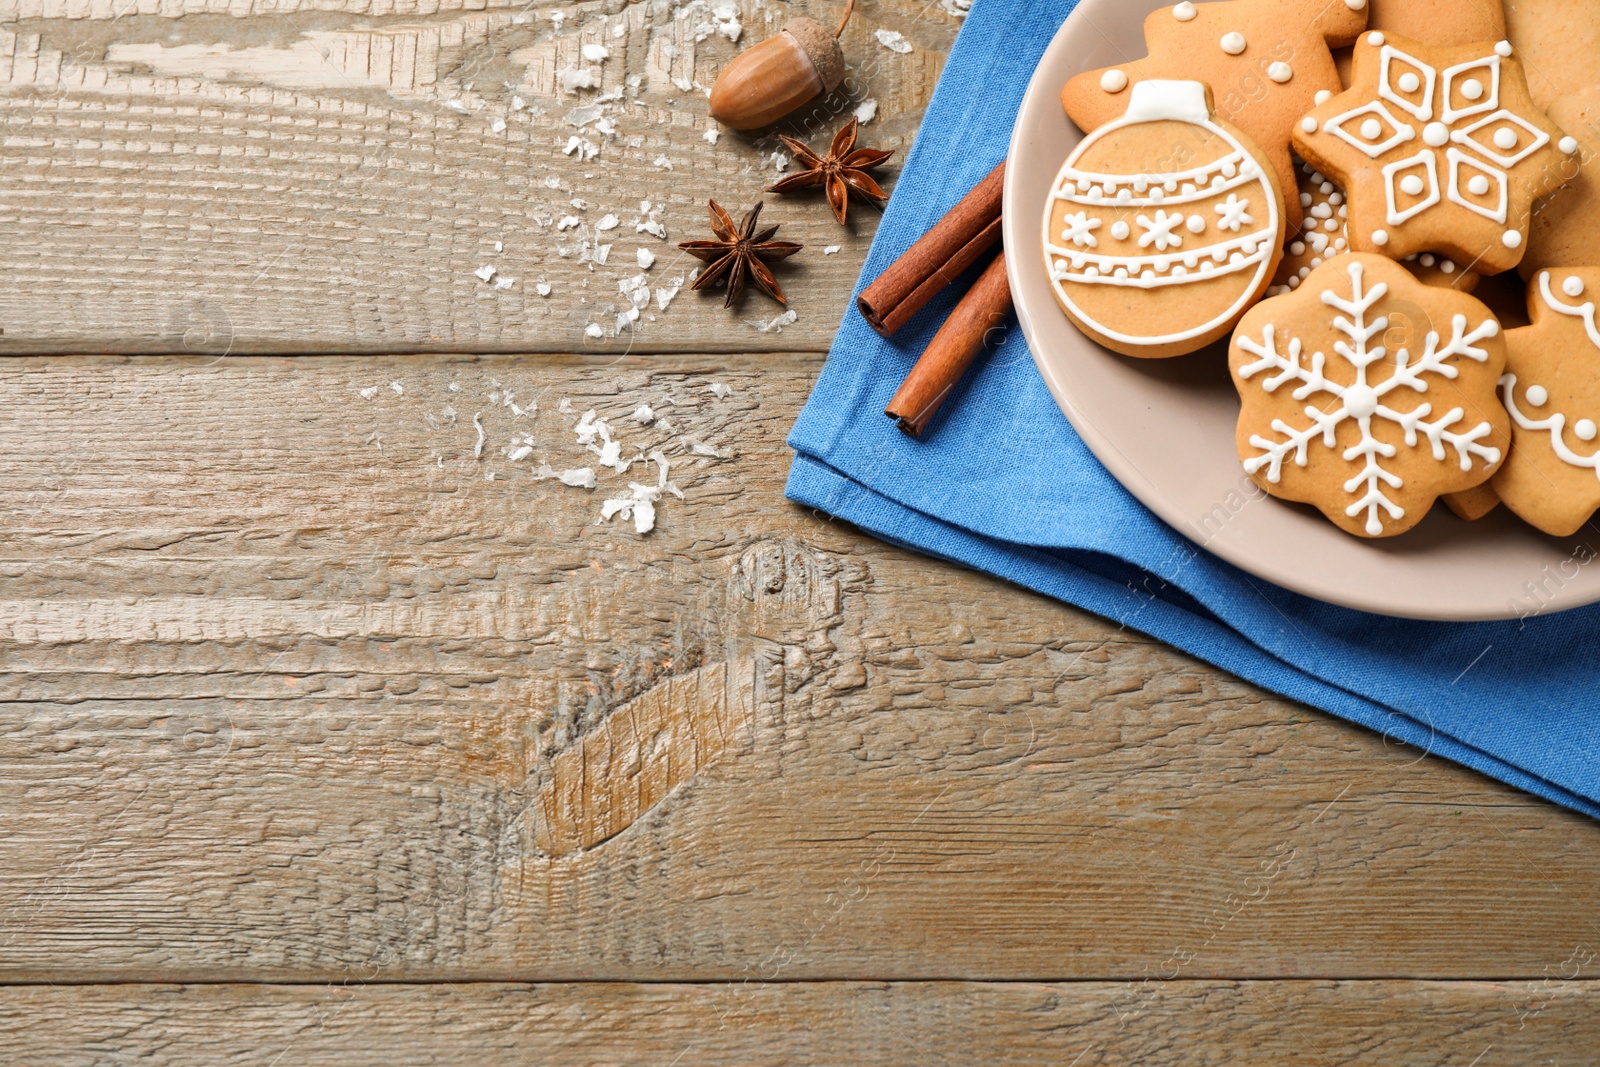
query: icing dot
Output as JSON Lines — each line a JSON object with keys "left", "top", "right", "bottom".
{"left": 1527, "top": 385, "right": 1549, "bottom": 406}
{"left": 1442, "top": 260, "right": 1456, "bottom": 274}
{"left": 1315, "top": 90, "right": 1332, "bottom": 105}
{"left": 1346, "top": 0, "right": 1366, "bottom": 7}
{"left": 1220, "top": 32, "right": 1247, "bottom": 55}
{"left": 1186, "top": 214, "right": 1206, "bottom": 233}
{"left": 1420, "top": 253, "right": 1436, "bottom": 267}
{"left": 1561, "top": 136, "right": 1580, "bottom": 155}
{"left": 1303, "top": 117, "right": 1319, "bottom": 133}
{"left": 1503, "top": 229, "right": 1523, "bottom": 248}
{"left": 1579, "top": 420, "right": 1599, "bottom": 442}
{"left": 1084, "top": 267, "right": 1100, "bottom": 278}
{"left": 1495, "top": 40, "right": 1513, "bottom": 57}
{"left": 1361, "top": 118, "right": 1383, "bottom": 140}
{"left": 1398, "top": 72, "right": 1421, "bottom": 93}
{"left": 1344, "top": 383, "right": 1379, "bottom": 419}
{"left": 1372, "top": 229, "right": 1389, "bottom": 246}
{"left": 1461, "top": 78, "right": 1484, "bottom": 101}
{"left": 1111, "top": 221, "right": 1130, "bottom": 240}
{"left": 1494, "top": 127, "right": 1519, "bottom": 150}
{"left": 1564, "top": 275, "right": 1587, "bottom": 297}
{"left": 1268, "top": 62, "right": 1292, "bottom": 83}
{"left": 1467, "top": 175, "right": 1491, "bottom": 196}
{"left": 1400, "top": 175, "right": 1425, "bottom": 196}
{"left": 1173, "top": 1, "right": 1197, "bottom": 19}
{"left": 1101, "top": 69, "right": 1129, "bottom": 93}
{"left": 1368, "top": 31, "right": 1385, "bottom": 46}
{"left": 1289, "top": 241, "right": 1306, "bottom": 255}
{"left": 1423, "top": 122, "right": 1449, "bottom": 147}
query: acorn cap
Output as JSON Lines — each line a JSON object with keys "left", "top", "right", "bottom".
{"left": 782, "top": 17, "right": 845, "bottom": 93}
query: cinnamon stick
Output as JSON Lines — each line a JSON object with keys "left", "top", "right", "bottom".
{"left": 857, "top": 160, "right": 1005, "bottom": 337}
{"left": 884, "top": 250, "right": 1012, "bottom": 437}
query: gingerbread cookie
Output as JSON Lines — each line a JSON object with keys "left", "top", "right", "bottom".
{"left": 1270, "top": 159, "right": 1478, "bottom": 295}
{"left": 1505, "top": 0, "right": 1600, "bottom": 111}
{"left": 1061, "top": 0, "right": 1368, "bottom": 233}
{"left": 1443, "top": 482, "right": 1501, "bottom": 520}
{"left": 1293, "top": 32, "right": 1577, "bottom": 275}
{"left": 1231, "top": 254, "right": 1508, "bottom": 538}
{"left": 1521, "top": 86, "right": 1599, "bottom": 279}
{"left": 1492, "top": 268, "right": 1600, "bottom": 536}
{"left": 1043, "top": 80, "right": 1285, "bottom": 359}
{"left": 1367, "top": 0, "right": 1504, "bottom": 47}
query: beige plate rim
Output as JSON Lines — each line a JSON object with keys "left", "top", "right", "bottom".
{"left": 1002, "top": 0, "right": 1600, "bottom": 622}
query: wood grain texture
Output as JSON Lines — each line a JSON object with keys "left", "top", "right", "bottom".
{"left": 1, "top": 980, "right": 1599, "bottom": 1065}
{"left": 0, "top": 352, "right": 1595, "bottom": 985}
{"left": 0, "top": 0, "right": 956, "bottom": 356}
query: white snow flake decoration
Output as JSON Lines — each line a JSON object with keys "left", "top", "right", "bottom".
{"left": 1237, "top": 260, "right": 1502, "bottom": 535}
{"left": 1060, "top": 211, "right": 1102, "bottom": 248}
{"left": 1136, "top": 209, "right": 1184, "bottom": 251}
{"left": 1214, "top": 194, "right": 1253, "bottom": 232}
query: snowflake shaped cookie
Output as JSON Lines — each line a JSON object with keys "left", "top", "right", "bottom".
{"left": 1493, "top": 269, "right": 1600, "bottom": 536}
{"left": 1230, "top": 254, "right": 1508, "bottom": 537}
{"left": 1294, "top": 32, "right": 1577, "bottom": 274}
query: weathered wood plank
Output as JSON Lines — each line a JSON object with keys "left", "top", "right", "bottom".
{"left": 0, "top": 352, "right": 1594, "bottom": 982}
{"left": 0, "top": 0, "right": 957, "bottom": 356}
{"left": 0, "top": 980, "right": 1597, "bottom": 1065}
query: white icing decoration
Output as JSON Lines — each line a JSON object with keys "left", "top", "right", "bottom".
{"left": 1579, "top": 420, "right": 1599, "bottom": 442}
{"left": 1501, "top": 297, "right": 1600, "bottom": 479}
{"left": 1268, "top": 62, "right": 1292, "bottom": 84}
{"left": 1312, "top": 43, "right": 1557, "bottom": 245}
{"left": 1303, "top": 117, "right": 1319, "bottom": 133}
{"left": 1061, "top": 211, "right": 1102, "bottom": 247}
{"left": 1102, "top": 69, "right": 1129, "bottom": 93}
{"left": 1564, "top": 275, "right": 1586, "bottom": 298}
{"left": 1527, "top": 384, "right": 1549, "bottom": 406}
{"left": 1346, "top": 0, "right": 1366, "bottom": 7}
{"left": 1214, "top": 193, "right": 1253, "bottom": 232}
{"left": 1111, "top": 220, "right": 1131, "bottom": 240}
{"left": 1238, "top": 260, "right": 1501, "bottom": 535}
{"left": 1372, "top": 229, "right": 1389, "bottom": 245}
{"left": 1561, "top": 136, "right": 1580, "bottom": 155}
{"left": 1315, "top": 90, "right": 1332, "bottom": 106}
{"left": 1368, "top": 32, "right": 1385, "bottom": 46}
{"left": 1442, "top": 260, "right": 1456, "bottom": 274}
{"left": 1221, "top": 32, "right": 1247, "bottom": 55}
{"left": 1186, "top": 214, "right": 1207, "bottom": 234}
{"left": 1173, "top": 1, "right": 1197, "bottom": 20}
{"left": 1495, "top": 40, "right": 1513, "bottom": 57}
{"left": 1042, "top": 80, "right": 1281, "bottom": 346}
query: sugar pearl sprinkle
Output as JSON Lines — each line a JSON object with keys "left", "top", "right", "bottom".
{"left": 1101, "top": 69, "right": 1129, "bottom": 92}
{"left": 1220, "top": 32, "right": 1246, "bottom": 55}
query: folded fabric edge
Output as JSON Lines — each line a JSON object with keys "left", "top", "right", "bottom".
{"left": 786, "top": 452, "right": 1600, "bottom": 820}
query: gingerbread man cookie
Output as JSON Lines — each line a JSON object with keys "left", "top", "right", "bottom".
{"left": 1043, "top": 80, "right": 1285, "bottom": 358}
{"left": 1231, "top": 254, "right": 1508, "bottom": 538}
{"left": 1294, "top": 32, "right": 1577, "bottom": 275}
{"left": 1492, "top": 268, "right": 1600, "bottom": 536}
{"left": 1061, "top": 0, "right": 1369, "bottom": 233}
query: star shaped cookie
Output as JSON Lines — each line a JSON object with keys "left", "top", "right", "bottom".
{"left": 1493, "top": 268, "right": 1600, "bottom": 536}
{"left": 1293, "top": 32, "right": 1577, "bottom": 274}
{"left": 1060, "top": 0, "right": 1369, "bottom": 233}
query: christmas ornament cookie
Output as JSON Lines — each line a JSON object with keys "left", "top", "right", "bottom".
{"left": 1230, "top": 254, "right": 1509, "bottom": 538}
{"left": 1293, "top": 33, "right": 1577, "bottom": 275}
{"left": 1042, "top": 80, "right": 1285, "bottom": 359}
{"left": 1492, "top": 269, "right": 1600, "bottom": 536}
{"left": 1270, "top": 159, "right": 1477, "bottom": 295}
{"left": 1522, "top": 86, "right": 1600, "bottom": 279}
{"left": 1060, "top": 0, "right": 1368, "bottom": 233}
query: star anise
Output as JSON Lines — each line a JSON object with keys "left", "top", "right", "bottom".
{"left": 766, "top": 117, "right": 894, "bottom": 224}
{"left": 678, "top": 200, "right": 802, "bottom": 308}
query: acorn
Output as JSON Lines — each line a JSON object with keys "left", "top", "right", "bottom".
{"left": 709, "top": 0, "right": 854, "bottom": 131}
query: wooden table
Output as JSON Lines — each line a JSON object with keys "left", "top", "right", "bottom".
{"left": 1, "top": 1, "right": 1597, "bottom": 1061}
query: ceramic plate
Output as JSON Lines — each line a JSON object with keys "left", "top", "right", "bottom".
{"left": 1003, "top": 0, "right": 1600, "bottom": 622}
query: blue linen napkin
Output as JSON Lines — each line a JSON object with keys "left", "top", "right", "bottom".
{"left": 786, "top": 0, "right": 1600, "bottom": 817}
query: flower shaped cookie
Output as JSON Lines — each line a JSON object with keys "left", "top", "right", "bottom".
{"left": 1294, "top": 32, "right": 1577, "bottom": 274}
{"left": 1230, "top": 254, "right": 1509, "bottom": 537}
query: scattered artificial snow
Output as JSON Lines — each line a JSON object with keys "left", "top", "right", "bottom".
{"left": 475, "top": 264, "right": 497, "bottom": 282}
{"left": 704, "top": 127, "right": 720, "bottom": 144}
{"left": 875, "top": 29, "right": 913, "bottom": 53}
{"left": 584, "top": 323, "right": 605, "bottom": 339}
{"left": 708, "top": 383, "right": 732, "bottom": 398}
{"left": 595, "top": 214, "right": 620, "bottom": 231}
{"left": 752, "top": 309, "right": 798, "bottom": 332}
{"left": 472, "top": 413, "right": 486, "bottom": 458}
{"left": 853, "top": 98, "right": 878, "bottom": 124}
{"left": 581, "top": 44, "right": 610, "bottom": 62}
{"left": 824, "top": 245, "right": 841, "bottom": 254}
{"left": 535, "top": 281, "right": 553, "bottom": 296}
{"left": 557, "top": 67, "right": 600, "bottom": 92}
{"left": 632, "top": 403, "right": 656, "bottom": 425}
{"left": 637, "top": 248, "right": 656, "bottom": 269}
{"left": 359, "top": 386, "right": 380, "bottom": 400}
